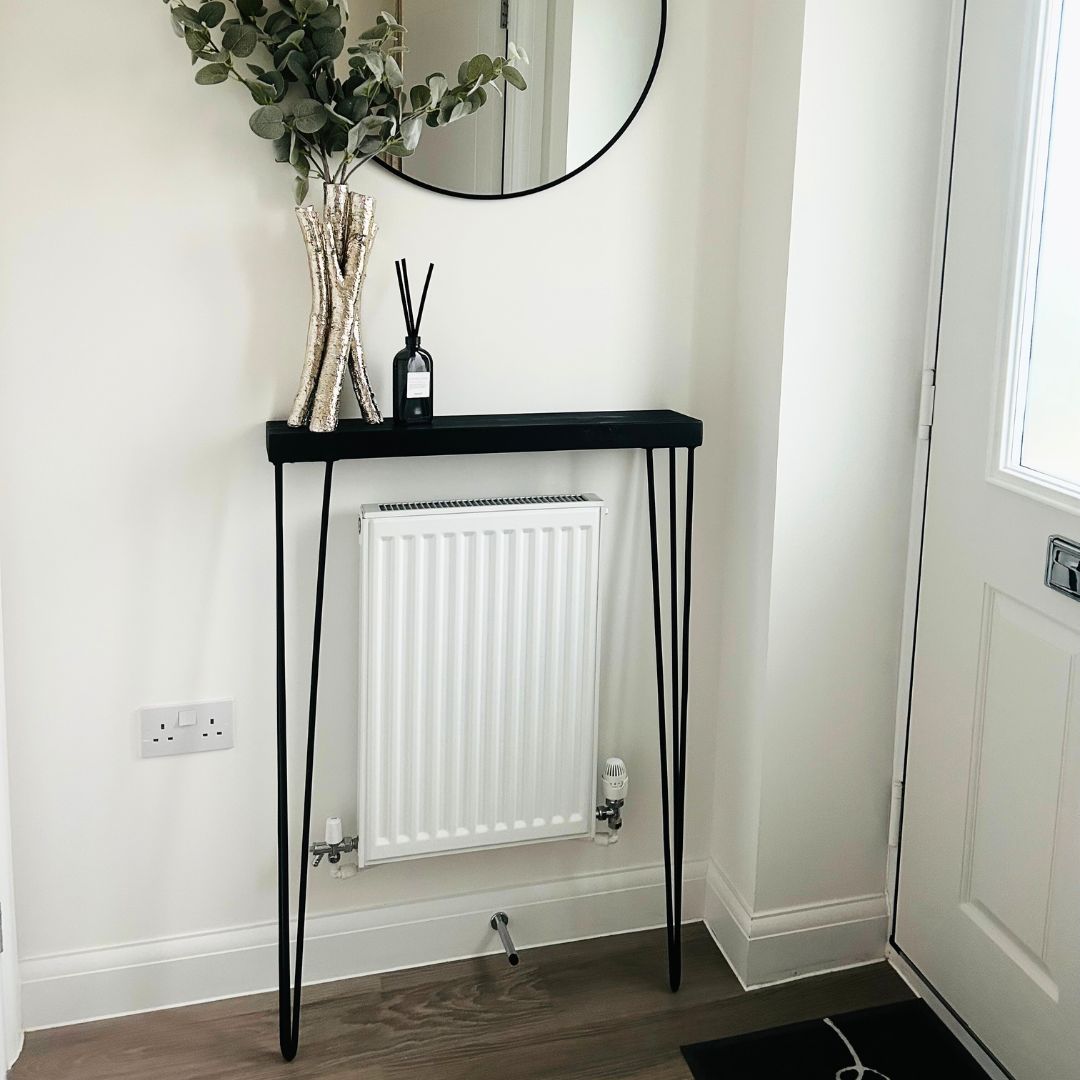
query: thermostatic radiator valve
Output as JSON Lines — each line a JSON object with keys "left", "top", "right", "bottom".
{"left": 595, "top": 757, "right": 628, "bottom": 844}
{"left": 310, "top": 816, "right": 358, "bottom": 868}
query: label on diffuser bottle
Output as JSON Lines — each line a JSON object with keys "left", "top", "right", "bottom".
{"left": 407, "top": 372, "right": 431, "bottom": 399}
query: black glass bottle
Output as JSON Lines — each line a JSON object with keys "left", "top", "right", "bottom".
{"left": 393, "top": 336, "right": 433, "bottom": 425}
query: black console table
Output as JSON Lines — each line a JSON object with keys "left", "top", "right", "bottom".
{"left": 267, "top": 409, "right": 702, "bottom": 1061}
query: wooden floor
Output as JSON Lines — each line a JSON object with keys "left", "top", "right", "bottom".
{"left": 12, "top": 925, "right": 911, "bottom": 1080}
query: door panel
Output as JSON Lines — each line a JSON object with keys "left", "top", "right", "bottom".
{"left": 896, "top": 3, "right": 1080, "bottom": 1077}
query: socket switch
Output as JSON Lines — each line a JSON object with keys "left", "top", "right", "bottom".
{"left": 140, "top": 700, "right": 234, "bottom": 758}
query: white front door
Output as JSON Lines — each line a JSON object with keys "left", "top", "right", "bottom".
{"left": 896, "top": 3, "right": 1080, "bottom": 1078}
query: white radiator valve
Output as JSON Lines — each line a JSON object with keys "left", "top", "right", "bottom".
{"left": 310, "top": 816, "right": 359, "bottom": 868}
{"left": 596, "top": 757, "right": 628, "bottom": 844}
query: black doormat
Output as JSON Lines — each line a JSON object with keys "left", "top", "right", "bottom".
{"left": 682, "top": 1000, "right": 988, "bottom": 1078}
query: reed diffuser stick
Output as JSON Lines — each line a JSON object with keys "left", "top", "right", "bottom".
{"left": 414, "top": 263, "right": 435, "bottom": 336}
{"left": 401, "top": 259, "right": 417, "bottom": 337}
{"left": 395, "top": 260, "right": 414, "bottom": 337}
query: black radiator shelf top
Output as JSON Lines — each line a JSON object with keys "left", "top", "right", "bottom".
{"left": 266, "top": 410, "right": 703, "bottom": 464}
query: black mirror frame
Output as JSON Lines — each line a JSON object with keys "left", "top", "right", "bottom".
{"left": 374, "top": 0, "right": 668, "bottom": 200}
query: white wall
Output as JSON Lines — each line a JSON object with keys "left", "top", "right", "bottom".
{"left": 0, "top": 568, "right": 21, "bottom": 1068}
{"left": 706, "top": 0, "right": 806, "bottom": 917}
{"left": 705, "top": 0, "right": 955, "bottom": 986}
{"left": 0, "top": 0, "right": 753, "bottom": 1026}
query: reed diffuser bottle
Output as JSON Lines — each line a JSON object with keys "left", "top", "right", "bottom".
{"left": 393, "top": 260, "right": 435, "bottom": 426}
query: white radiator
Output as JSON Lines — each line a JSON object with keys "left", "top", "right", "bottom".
{"left": 357, "top": 495, "right": 604, "bottom": 866}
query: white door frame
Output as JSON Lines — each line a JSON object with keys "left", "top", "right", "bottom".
{"left": 885, "top": 5, "right": 1054, "bottom": 1078}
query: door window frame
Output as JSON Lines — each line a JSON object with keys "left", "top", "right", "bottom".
{"left": 988, "top": 0, "right": 1080, "bottom": 516}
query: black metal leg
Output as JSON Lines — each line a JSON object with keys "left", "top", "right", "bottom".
{"left": 275, "top": 460, "right": 334, "bottom": 1062}
{"left": 645, "top": 446, "right": 695, "bottom": 992}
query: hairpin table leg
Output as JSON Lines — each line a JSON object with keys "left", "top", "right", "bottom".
{"left": 275, "top": 460, "right": 334, "bottom": 1062}
{"left": 645, "top": 446, "right": 695, "bottom": 992}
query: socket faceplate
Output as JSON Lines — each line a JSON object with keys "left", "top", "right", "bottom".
{"left": 140, "top": 700, "right": 234, "bottom": 757}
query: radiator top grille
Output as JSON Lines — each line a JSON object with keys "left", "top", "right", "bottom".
{"left": 375, "top": 494, "right": 593, "bottom": 513}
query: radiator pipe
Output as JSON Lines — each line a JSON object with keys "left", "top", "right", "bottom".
{"left": 490, "top": 911, "right": 519, "bottom": 966}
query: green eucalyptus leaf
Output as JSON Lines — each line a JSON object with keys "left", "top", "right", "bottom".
{"left": 312, "top": 27, "right": 345, "bottom": 59}
{"left": 457, "top": 60, "right": 470, "bottom": 85}
{"left": 222, "top": 23, "right": 254, "bottom": 54}
{"left": 384, "top": 53, "right": 404, "bottom": 88}
{"left": 184, "top": 25, "right": 212, "bottom": 51}
{"left": 466, "top": 54, "right": 494, "bottom": 82}
{"left": 310, "top": 7, "right": 342, "bottom": 30}
{"left": 426, "top": 73, "right": 448, "bottom": 102}
{"left": 258, "top": 68, "right": 287, "bottom": 99}
{"left": 231, "top": 23, "right": 259, "bottom": 56}
{"left": 195, "top": 62, "right": 230, "bottom": 84}
{"left": 359, "top": 24, "right": 389, "bottom": 40}
{"left": 295, "top": 174, "right": 310, "bottom": 205}
{"left": 359, "top": 113, "right": 388, "bottom": 134}
{"left": 290, "top": 139, "right": 310, "bottom": 178}
{"left": 337, "top": 94, "right": 368, "bottom": 122}
{"left": 467, "top": 86, "right": 487, "bottom": 111}
{"left": 249, "top": 104, "right": 286, "bottom": 139}
{"left": 400, "top": 114, "right": 423, "bottom": 152}
{"left": 325, "top": 124, "right": 349, "bottom": 153}
{"left": 272, "top": 131, "right": 292, "bottom": 162}
{"left": 410, "top": 84, "right": 431, "bottom": 110}
{"left": 283, "top": 28, "right": 305, "bottom": 47}
{"left": 355, "top": 47, "right": 383, "bottom": 78}
{"left": 294, "top": 0, "right": 329, "bottom": 18}
{"left": 502, "top": 65, "right": 527, "bottom": 91}
{"left": 449, "top": 100, "right": 467, "bottom": 123}
{"left": 383, "top": 137, "right": 413, "bottom": 158}
{"left": 377, "top": 10, "right": 403, "bottom": 28}
{"left": 265, "top": 11, "right": 294, "bottom": 35}
{"left": 198, "top": 1, "right": 226, "bottom": 27}
{"left": 292, "top": 97, "right": 329, "bottom": 133}
{"left": 173, "top": 5, "right": 205, "bottom": 30}
{"left": 237, "top": 0, "right": 266, "bottom": 18}
{"left": 285, "top": 50, "right": 311, "bottom": 80}
{"left": 248, "top": 79, "right": 277, "bottom": 105}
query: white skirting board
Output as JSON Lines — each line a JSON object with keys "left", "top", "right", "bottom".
{"left": 703, "top": 862, "right": 889, "bottom": 989}
{"left": 20, "top": 861, "right": 705, "bottom": 1031}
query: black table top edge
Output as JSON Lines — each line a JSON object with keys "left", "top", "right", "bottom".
{"left": 266, "top": 409, "right": 703, "bottom": 464}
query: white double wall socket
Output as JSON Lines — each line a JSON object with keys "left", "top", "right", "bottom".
{"left": 140, "top": 700, "right": 234, "bottom": 758}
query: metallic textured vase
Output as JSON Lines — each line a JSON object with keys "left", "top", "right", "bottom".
{"left": 288, "top": 183, "right": 382, "bottom": 431}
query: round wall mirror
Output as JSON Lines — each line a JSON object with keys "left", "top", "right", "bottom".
{"left": 356, "top": 1, "right": 666, "bottom": 199}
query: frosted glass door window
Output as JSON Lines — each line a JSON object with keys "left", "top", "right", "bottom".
{"left": 1018, "top": 4, "right": 1080, "bottom": 494}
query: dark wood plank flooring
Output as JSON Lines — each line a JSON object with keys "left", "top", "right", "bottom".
{"left": 12, "top": 925, "right": 912, "bottom": 1080}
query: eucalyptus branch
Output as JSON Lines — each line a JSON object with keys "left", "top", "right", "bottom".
{"left": 165, "top": 0, "right": 529, "bottom": 201}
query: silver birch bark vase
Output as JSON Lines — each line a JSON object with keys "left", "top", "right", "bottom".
{"left": 287, "top": 183, "right": 382, "bottom": 431}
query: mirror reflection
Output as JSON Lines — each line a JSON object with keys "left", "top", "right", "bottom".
{"left": 355, "top": 1, "right": 663, "bottom": 197}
